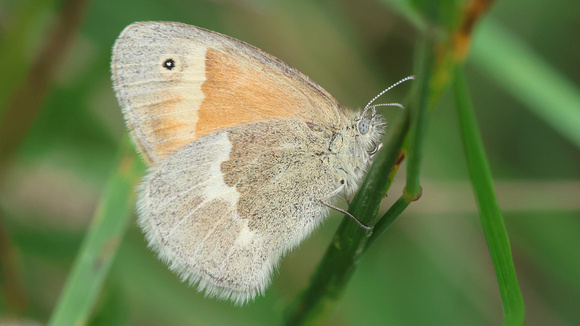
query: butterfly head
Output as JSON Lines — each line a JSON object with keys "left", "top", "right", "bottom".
{"left": 355, "top": 106, "right": 385, "bottom": 160}
{"left": 329, "top": 108, "right": 385, "bottom": 195}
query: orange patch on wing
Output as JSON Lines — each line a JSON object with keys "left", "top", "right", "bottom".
{"left": 196, "top": 48, "right": 337, "bottom": 138}
{"left": 144, "top": 94, "right": 197, "bottom": 158}
{"left": 196, "top": 49, "right": 296, "bottom": 136}
{"left": 151, "top": 117, "right": 188, "bottom": 138}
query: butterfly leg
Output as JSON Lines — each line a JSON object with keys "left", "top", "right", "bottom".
{"left": 319, "top": 183, "right": 373, "bottom": 231}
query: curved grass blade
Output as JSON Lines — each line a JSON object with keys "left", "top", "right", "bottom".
{"left": 453, "top": 66, "right": 525, "bottom": 326}
{"left": 48, "top": 135, "right": 144, "bottom": 326}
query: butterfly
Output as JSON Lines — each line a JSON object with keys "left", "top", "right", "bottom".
{"left": 111, "top": 21, "right": 406, "bottom": 305}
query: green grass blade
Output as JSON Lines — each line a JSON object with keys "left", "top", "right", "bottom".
{"left": 453, "top": 66, "right": 525, "bottom": 326}
{"left": 471, "top": 18, "right": 580, "bottom": 148}
{"left": 404, "top": 39, "right": 433, "bottom": 200}
{"left": 365, "top": 195, "right": 409, "bottom": 250}
{"left": 48, "top": 136, "right": 144, "bottom": 326}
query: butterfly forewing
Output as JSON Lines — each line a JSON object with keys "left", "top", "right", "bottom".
{"left": 112, "top": 22, "right": 341, "bottom": 165}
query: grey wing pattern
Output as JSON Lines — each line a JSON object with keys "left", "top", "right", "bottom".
{"left": 138, "top": 119, "right": 341, "bottom": 304}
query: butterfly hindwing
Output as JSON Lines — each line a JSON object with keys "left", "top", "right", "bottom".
{"left": 140, "top": 120, "right": 342, "bottom": 303}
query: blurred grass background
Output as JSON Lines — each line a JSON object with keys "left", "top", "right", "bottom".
{"left": 0, "top": 0, "right": 579, "bottom": 325}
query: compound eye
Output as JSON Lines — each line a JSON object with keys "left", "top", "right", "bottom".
{"left": 358, "top": 119, "right": 370, "bottom": 135}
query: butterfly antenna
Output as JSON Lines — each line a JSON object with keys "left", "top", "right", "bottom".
{"left": 363, "top": 75, "right": 415, "bottom": 115}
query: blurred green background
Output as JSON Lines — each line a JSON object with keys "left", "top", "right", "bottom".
{"left": 0, "top": 0, "right": 579, "bottom": 325}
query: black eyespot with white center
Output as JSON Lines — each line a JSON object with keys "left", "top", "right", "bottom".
{"left": 358, "top": 118, "right": 370, "bottom": 135}
{"left": 162, "top": 58, "right": 176, "bottom": 70}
